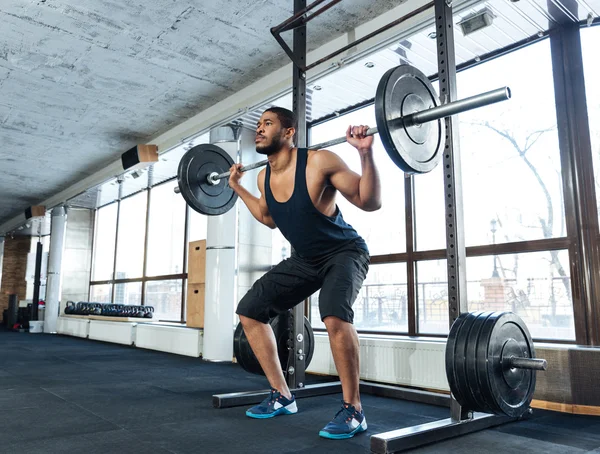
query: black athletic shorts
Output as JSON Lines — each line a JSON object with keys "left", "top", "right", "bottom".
{"left": 236, "top": 242, "right": 370, "bottom": 324}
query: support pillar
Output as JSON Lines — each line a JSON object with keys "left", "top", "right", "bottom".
{"left": 44, "top": 206, "right": 67, "bottom": 333}
{"left": 203, "top": 125, "right": 240, "bottom": 361}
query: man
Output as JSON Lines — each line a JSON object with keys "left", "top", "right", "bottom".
{"left": 229, "top": 106, "right": 381, "bottom": 440}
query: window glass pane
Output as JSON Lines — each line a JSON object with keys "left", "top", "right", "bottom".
{"left": 458, "top": 39, "right": 564, "bottom": 246}
{"left": 187, "top": 208, "right": 208, "bottom": 273}
{"left": 115, "top": 192, "right": 147, "bottom": 279}
{"left": 310, "top": 262, "right": 408, "bottom": 332}
{"left": 90, "top": 284, "right": 112, "bottom": 304}
{"left": 417, "top": 259, "right": 449, "bottom": 335}
{"left": 145, "top": 279, "right": 183, "bottom": 321}
{"left": 188, "top": 208, "right": 208, "bottom": 243}
{"left": 415, "top": 164, "right": 446, "bottom": 251}
{"left": 581, "top": 26, "right": 600, "bottom": 228}
{"left": 146, "top": 181, "right": 186, "bottom": 276}
{"left": 358, "top": 262, "right": 408, "bottom": 332}
{"left": 467, "top": 250, "right": 574, "bottom": 340}
{"left": 92, "top": 203, "right": 117, "bottom": 281}
{"left": 310, "top": 107, "right": 406, "bottom": 255}
{"left": 114, "top": 282, "right": 142, "bottom": 305}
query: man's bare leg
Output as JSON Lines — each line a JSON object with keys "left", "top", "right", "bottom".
{"left": 323, "top": 315, "right": 362, "bottom": 412}
{"left": 239, "top": 315, "right": 292, "bottom": 398}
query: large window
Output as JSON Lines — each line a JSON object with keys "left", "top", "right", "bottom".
{"left": 467, "top": 250, "right": 573, "bottom": 340}
{"left": 581, "top": 26, "right": 600, "bottom": 226}
{"left": 305, "top": 35, "right": 576, "bottom": 341}
{"left": 115, "top": 192, "right": 147, "bottom": 279}
{"left": 90, "top": 178, "right": 188, "bottom": 322}
{"left": 92, "top": 203, "right": 118, "bottom": 281}
{"left": 146, "top": 180, "right": 186, "bottom": 277}
{"left": 458, "top": 40, "right": 564, "bottom": 247}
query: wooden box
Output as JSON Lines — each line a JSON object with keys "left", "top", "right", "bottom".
{"left": 186, "top": 240, "right": 206, "bottom": 328}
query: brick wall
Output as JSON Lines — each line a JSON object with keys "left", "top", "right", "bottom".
{"left": 0, "top": 236, "right": 30, "bottom": 313}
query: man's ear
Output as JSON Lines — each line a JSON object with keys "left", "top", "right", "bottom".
{"left": 286, "top": 127, "right": 296, "bottom": 140}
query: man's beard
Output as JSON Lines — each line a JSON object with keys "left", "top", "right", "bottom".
{"left": 256, "top": 132, "right": 284, "bottom": 156}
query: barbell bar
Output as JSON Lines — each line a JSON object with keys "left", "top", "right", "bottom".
{"left": 175, "top": 64, "right": 512, "bottom": 216}
{"left": 202, "top": 86, "right": 510, "bottom": 186}
{"left": 507, "top": 356, "right": 547, "bottom": 371}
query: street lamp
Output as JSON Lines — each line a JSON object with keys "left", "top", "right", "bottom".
{"left": 490, "top": 219, "right": 500, "bottom": 278}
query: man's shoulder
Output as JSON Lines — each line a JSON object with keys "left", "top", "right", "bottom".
{"left": 307, "top": 148, "right": 337, "bottom": 164}
{"left": 307, "top": 148, "right": 345, "bottom": 175}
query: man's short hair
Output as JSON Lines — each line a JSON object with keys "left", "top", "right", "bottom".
{"left": 264, "top": 107, "right": 298, "bottom": 144}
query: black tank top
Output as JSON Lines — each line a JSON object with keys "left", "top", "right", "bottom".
{"left": 265, "top": 148, "right": 368, "bottom": 259}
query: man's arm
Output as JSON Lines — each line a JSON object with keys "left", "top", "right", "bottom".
{"left": 325, "top": 125, "right": 382, "bottom": 212}
{"left": 229, "top": 165, "right": 277, "bottom": 228}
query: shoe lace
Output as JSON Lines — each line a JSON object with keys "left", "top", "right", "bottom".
{"left": 331, "top": 403, "right": 356, "bottom": 424}
{"left": 260, "top": 388, "right": 282, "bottom": 407}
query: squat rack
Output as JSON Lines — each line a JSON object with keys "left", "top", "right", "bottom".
{"left": 213, "top": 1, "right": 520, "bottom": 452}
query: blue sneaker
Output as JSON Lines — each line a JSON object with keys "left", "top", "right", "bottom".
{"left": 245, "top": 388, "right": 298, "bottom": 419}
{"left": 319, "top": 402, "right": 367, "bottom": 439}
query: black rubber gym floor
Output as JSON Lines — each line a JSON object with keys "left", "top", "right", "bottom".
{"left": 1, "top": 327, "right": 599, "bottom": 453}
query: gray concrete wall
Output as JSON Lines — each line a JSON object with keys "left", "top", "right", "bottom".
{"left": 236, "top": 127, "right": 274, "bottom": 308}
{"left": 60, "top": 208, "right": 94, "bottom": 311}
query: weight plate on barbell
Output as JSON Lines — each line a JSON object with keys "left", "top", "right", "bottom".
{"left": 477, "top": 312, "right": 537, "bottom": 417}
{"left": 233, "top": 313, "right": 315, "bottom": 376}
{"left": 466, "top": 311, "right": 501, "bottom": 414}
{"left": 446, "top": 311, "right": 482, "bottom": 411}
{"left": 177, "top": 143, "right": 238, "bottom": 215}
{"left": 375, "top": 64, "right": 442, "bottom": 174}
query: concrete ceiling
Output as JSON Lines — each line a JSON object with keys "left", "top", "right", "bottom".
{"left": 0, "top": 0, "right": 409, "bottom": 226}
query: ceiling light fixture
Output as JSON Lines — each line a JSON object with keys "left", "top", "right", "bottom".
{"left": 428, "top": 32, "right": 437, "bottom": 39}
{"left": 312, "top": 85, "right": 322, "bottom": 91}
{"left": 364, "top": 61, "right": 375, "bottom": 68}
{"left": 458, "top": 8, "right": 495, "bottom": 36}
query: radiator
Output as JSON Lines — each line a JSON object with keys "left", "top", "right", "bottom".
{"left": 88, "top": 320, "right": 136, "bottom": 345}
{"left": 57, "top": 316, "right": 90, "bottom": 338}
{"left": 308, "top": 334, "right": 450, "bottom": 391}
{"left": 135, "top": 324, "right": 203, "bottom": 357}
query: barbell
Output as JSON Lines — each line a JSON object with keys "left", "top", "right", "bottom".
{"left": 175, "top": 64, "right": 511, "bottom": 216}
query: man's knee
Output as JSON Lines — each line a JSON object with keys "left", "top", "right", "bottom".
{"left": 323, "top": 315, "right": 352, "bottom": 336}
{"left": 239, "top": 314, "right": 266, "bottom": 328}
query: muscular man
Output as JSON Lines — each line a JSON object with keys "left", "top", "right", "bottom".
{"left": 229, "top": 107, "right": 381, "bottom": 440}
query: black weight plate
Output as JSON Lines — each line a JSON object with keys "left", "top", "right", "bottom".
{"left": 234, "top": 320, "right": 263, "bottom": 375}
{"left": 466, "top": 311, "right": 500, "bottom": 414}
{"left": 484, "top": 312, "right": 536, "bottom": 417}
{"left": 233, "top": 313, "right": 315, "bottom": 376}
{"left": 446, "top": 311, "right": 481, "bottom": 409}
{"left": 446, "top": 313, "right": 468, "bottom": 405}
{"left": 476, "top": 312, "right": 504, "bottom": 415}
{"left": 375, "top": 64, "right": 442, "bottom": 174}
{"left": 177, "top": 143, "right": 238, "bottom": 215}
